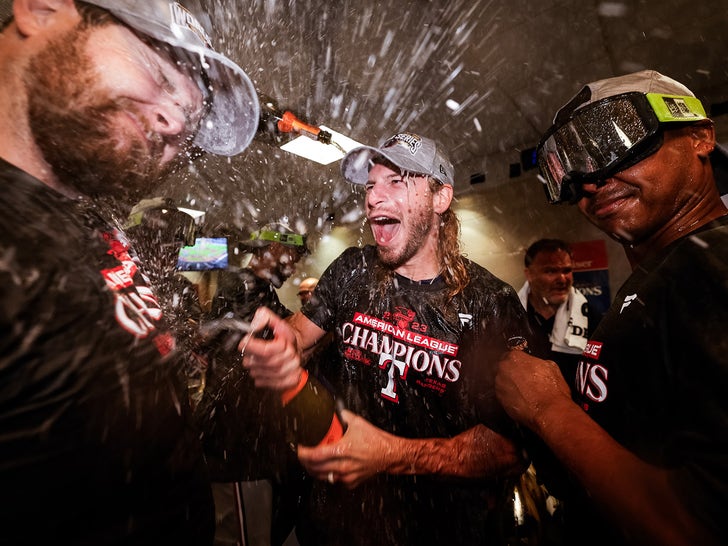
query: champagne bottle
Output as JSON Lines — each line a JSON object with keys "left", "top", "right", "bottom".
{"left": 281, "top": 369, "right": 345, "bottom": 447}
{"left": 256, "top": 93, "right": 333, "bottom": 144}
{"left": 197, "top": 320, "right": 345, "bottom": 447}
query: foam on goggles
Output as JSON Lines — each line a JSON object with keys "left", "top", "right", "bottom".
{"left": 537, "top": 92, "right": 706, "bottom": 204}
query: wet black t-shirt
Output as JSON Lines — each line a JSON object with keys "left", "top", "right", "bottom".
{"left": 572, "top": 216, "right": 728, "bottom": 544}
{"left": 298, "top": 245, "right": 531, "bottom": 545}
{"left": 0, "top": 159, "right": 213, "bottom": 545}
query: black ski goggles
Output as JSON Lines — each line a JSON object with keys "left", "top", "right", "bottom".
{"left": 537, "top": 92, "right": 707, "bottom": 204}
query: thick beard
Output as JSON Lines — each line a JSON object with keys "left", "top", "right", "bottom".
{"left": 376, "top": 204, "right": 436, "bottom": 270}
{"left": 25, "top": 25, "right": 181, "bottom": 204}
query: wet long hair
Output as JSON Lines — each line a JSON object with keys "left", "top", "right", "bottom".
{"left": 430, "top": 179, "right": 470, "bottom": 298}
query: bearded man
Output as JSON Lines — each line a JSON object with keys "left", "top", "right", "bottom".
{"left": 242, "top": 132, "right": 533, "bottom": 545}
{"left": 0, "top": 0, "right": 258, "bottom": 544}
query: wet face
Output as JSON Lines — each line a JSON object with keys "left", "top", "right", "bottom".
{"left": 26, "top": 20, "right": 204, "bottom": 202}
{"left": 365, "top": 163, "right": 439, "bottom": 269}
{"left": 256, "top": 243, "right": 303, "bottom": 288}
{"left": 525, "top": 249, "right": 574, "bottom": 306}
{"left": 576, "top": 126, "right": 699, "bottom": 245}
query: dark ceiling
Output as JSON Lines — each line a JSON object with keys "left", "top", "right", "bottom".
{"left": 160, "top": 0, "right": 728, "bottom": 240}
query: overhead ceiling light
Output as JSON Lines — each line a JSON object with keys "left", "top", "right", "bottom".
{"left": 176, "top": 206, "right": 206, "bottom": 220}
{"left": 127, "top": 197, "right": 205, "bottom": 227}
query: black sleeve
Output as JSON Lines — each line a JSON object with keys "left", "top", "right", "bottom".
{"left": 301, "top": 247, "right": 365, "bottom": 331}
{"left": 462, "top": 273, "right": 535, "bottom": 433}
{"left": 663, "top": 236, "right": 728, "bottom": 540}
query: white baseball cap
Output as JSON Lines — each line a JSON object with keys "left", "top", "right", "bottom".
{"left": 553, "top": 69, "right": 701, "bottom": 124}
{"left": 341, "top": 132, "right": 455, "bottom": 186}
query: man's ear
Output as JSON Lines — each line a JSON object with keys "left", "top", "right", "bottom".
{"left": 433, "top": 183, "right": 453, "bottom": 214}
{"left": 690, "top": 121, "right": 716, "bottom": 160}
{"left": 13, "top": 0, "right": 77, "bottom": 36}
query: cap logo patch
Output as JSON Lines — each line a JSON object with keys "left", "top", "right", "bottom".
{"left": 384, "top": 133, "right": 422, "bottom": 156}
{"left": 170, "top": 2, "right": 212, "bottom": 48}
{"left": 661, "top": 96, "right": 702, "bottom": 119}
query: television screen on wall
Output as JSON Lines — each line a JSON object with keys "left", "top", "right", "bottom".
{"left": 176, "top": 237, "right": 229, "bottom": 271}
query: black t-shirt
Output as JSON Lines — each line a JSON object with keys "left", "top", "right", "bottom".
{"left": 0, "top": 159, "right": 213, "bottom": 545}
{"left": 210, "top": 267, "right": 292, "bottom": 322}
{"left": 297, "top": 245, "right": 532, "bottom": 545}
{"left": 572, "top": 216, "right": 728, "bottom": 544}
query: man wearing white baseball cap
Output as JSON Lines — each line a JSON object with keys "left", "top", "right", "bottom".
{"left": 496, "top": 70, "right": 728, "bottom": 545}
{"left": 0, "top": 1, "right": 259, "bottom": 544}
{"left": 242, "top": 132, "right": 533, "bottom": 545}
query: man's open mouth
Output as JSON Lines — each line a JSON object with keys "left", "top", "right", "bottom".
{"left": 370, "top": 215, "right": 400, "bottom": 245}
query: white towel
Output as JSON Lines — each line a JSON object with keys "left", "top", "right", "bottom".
{"left": 518, "top": 282, "right": 589, "bottom": 355}
{"left": 517, "top": 282, "right": 530, "bottom": 310}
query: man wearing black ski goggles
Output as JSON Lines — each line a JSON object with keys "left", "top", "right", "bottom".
{"left": 537, "top": 90, "right": 707, "bottom": 204}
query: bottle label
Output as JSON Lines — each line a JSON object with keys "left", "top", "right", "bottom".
{"left": 281, "top": 369, "right": 310, "bottom": 406}
{"left": 281, "top": 369, "right": 346, "bottom": 446}
{"left": 319, "top": 413, "right": 345, "bottom": 445}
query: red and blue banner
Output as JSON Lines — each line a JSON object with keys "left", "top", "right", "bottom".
{"left": 570, "top": 239, "right": 611, "bottom": 321}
